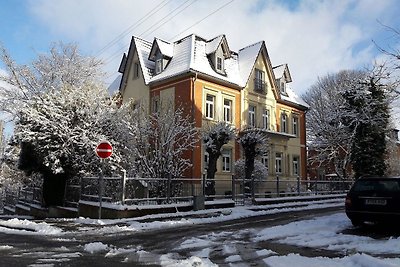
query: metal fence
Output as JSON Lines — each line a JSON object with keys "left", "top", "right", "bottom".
{"left": 76, "top": 175, "right": 354, "bottom": 206}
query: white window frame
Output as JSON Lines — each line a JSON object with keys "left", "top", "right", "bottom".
{"left": 254, "top": 68, "right": 265, "bottom": 92}
{"left": 275, "top": 153, "right": 282, "bottom": 174}
{"left": 216, "top": 56, "right": 223, "bottom": 71}
{"left": 280, "top": 80, "right": 286, "bottom": 94}
{"left": 223, "top": 98, "right": 232, "bottom": 123}
{"left": 262, "top": 109, "right": 269, "bottom": 130}
{"left": 293, "top": 156, "right": 299, "bottom": 176}
{"left": 156, "top": 58, "right": 163, "bottom": 74}
{"left": 249, "top": 105, "right": 256, "bottom": 127}
{"left": 261, "top": 155, "right": 269, "bottom": 169}
{"left": 281, "top": 112, "right": 288, "bottom": 133}
{"left": 292, "top": 116, "right": 299, "bottom": 136}
{"left": 205, "top": 94, "right": 215, "bottom": 119}
{"left": 222, "top": 149, "right": 232, "bottom": 172}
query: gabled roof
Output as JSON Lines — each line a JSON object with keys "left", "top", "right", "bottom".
{"left": 119, "top": 34, "right": 306, "bottom": 108}
{"left": 273, "top": 64, "right": 292, "bottom": 83}
{"left": 148, "top": 38, "right": 174, "bottom": 61}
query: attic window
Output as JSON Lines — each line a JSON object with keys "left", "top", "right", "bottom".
{"left": 156, "top": 58, "right": 163, "bottom": 74}
{"left": 280, "top": 80, "right": 286, "bottom": 94}
{"left": 216, "top": 57, "right": 223, "bottom": 71}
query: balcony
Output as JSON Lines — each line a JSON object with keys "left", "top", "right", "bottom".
{"left": 254, "top": 78, "right": 266, "bottom": 93}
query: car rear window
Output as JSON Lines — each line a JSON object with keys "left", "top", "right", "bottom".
{"left": 352, "top": 180, "right": 400, "bottom": 193}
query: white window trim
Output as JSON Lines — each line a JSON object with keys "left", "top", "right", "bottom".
{"left": 275, "top": 153, "right": 283, "bottom": 174}
{"left": 281, "top": 113, "right": 288, "bottom": 133}
{"left": 156, "top": 58, "right": 163, "bottom": 74}
{"left": 223, "top": 98, "right": 232, "bottom": 123}
{"left": 216, "top": 56, "right": 223, "bottom": 71}
{"left": 292, "top": 116, "right": 299, "bottom": 136}
{"left": 222, "top": 149, "right": 232, "bottom": 172}
{"left": 262, "top": 108, "right": 269, "bottom": 130}
{"left": 205, "top": 94, "right": 215, "bottom": 120}
{"left": 293, "top": 156, "right": 299, "bottom": 176}
{"left": 249, "top": 105, "right": 256, "bottom": 127}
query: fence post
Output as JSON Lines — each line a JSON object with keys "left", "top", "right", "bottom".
{"left": 121, "top": 170, "right": 127, "bottom": 205}
{"left": 297, "top": 175, "right": 301, "bottom": 196}
{"left": 251, "top": 174, "right": 255, "bottom": 203}
{"left": 202, "top": 173, "right": 206, "bottom": 196}
{"left": 231, "top": 174, "right": 235, "bottom": 202}
{"left": 276, "top": 175, "right": 280, "bottom": 197}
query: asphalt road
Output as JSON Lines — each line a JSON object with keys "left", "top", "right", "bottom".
{"left": 0, "top": 206, "right": 345, "bottom": 267}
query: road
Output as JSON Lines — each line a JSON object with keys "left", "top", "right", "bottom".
{"left": 0, "top": 205, "right": 345, "bottom": 267}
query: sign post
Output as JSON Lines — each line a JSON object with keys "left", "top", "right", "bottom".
{"left": 95, "top": 140, "right": 113, "bottom": 219}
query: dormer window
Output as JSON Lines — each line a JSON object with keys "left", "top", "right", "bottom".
{"left": 156, "top": 58, "right": 163, "bottom": 74}
{"left": 216, "top": 56, "right": 223, "bottom": 71}
{"left": 280, "top": 80, "right": 286, "bottom": 94}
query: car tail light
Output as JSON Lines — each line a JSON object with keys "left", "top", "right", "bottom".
{"left": 345, "top": 196, "right": 352, "bottom": 207}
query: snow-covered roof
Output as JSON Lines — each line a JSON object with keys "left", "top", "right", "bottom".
{"left": 238, "top": 41, "right": 264, "bottom": 86}
{"left": 149, "top": 38, "right": 174, "bottom": 60}
{"left": 133, "top": 37, "right": 154, "bottom": 84}
{"left": 281, "top": 85, "right": 310, "bottom": 109}
{"left": 107, "top": 74, "right": 122, "bottom": 95}
{"left": 273, "top": 64, "right": 292, "bottom": 83}
{"left": 123, "top": 34, "right": 307, "bottom": 109}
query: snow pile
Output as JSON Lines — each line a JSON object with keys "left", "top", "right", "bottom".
{"left": 83, "top": 242, "right": 109, "bottom": 254}
{"left": 0, "top": 218, "right": 62, "bottom": 235}
{"left": 254, "top": 212, "right": 400, "bottom": 255}
{"left": 160, "top": 254, "right": 217, "bottom": 267}
{"left": 264, "top": 253, "right": 400, "bottom": 267}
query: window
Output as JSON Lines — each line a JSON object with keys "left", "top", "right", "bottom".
{"left": 254, "top": 69, "right": 265, "bottom": 92}
{"left": 248, "top": 105, "right": 256, "bottom": 127}
{"left": 152, "top": 97, "right": 159, "bottom": 114}
{"left": 292, "top": 116, "right": 299, "bottom": 136}
{"left": 293, "top": 156, "right": 299, "bottom": 176}
{"left": 156, "top": 58, "right": 163, "bottom": 74}
{"left": 133, "top": 62, "right": 140, "bottom": 79}
{"left": 280, "top": 80, "right": 286, "bottom": 94}
{"left": 223, "top": 99, "right": 232, "bottom": 123}
{"left": 222, "top": 149, "right": 232, "bottom": 172}
{"left": 216, "top": 57, "right": 223, "bottom": 71}
{"left": 205, "top": 94, "right": 215, "bottom": 119}
{"left": 275, "top": 153, "right": 282, "bottom": 174}
{"left": 261, "top": 155, "right": 269, "bottom": 169}
{"left": 281, "top": 113, "right": 288, "bottom": 133}
{"left": 262, "top": 109, "right": 269, "bottom": 130}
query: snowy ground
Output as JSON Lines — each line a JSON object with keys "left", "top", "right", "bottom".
{"left": 0, "top": 198, "right": 399, "bottom": 266}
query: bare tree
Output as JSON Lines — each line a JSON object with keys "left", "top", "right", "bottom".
{"left": 202, "top": 122, "right": 235, "bottom": 196}
{"left": 237, "top": 129, "right": 268, "bottom": 198}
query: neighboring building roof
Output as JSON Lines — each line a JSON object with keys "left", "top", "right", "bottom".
{"left": 108, "top": 74, "right": 122, "bottom": 95}
{"left": 120, "top": 34, "right": 307, "bottom": 109}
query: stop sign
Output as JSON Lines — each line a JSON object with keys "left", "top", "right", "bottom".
{"left": 96, "top": 141, "right": 113, "bottom": 159}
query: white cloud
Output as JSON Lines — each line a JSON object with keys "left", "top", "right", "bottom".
{"left": 27, "top": 0, "right": 399, "bottom": 93}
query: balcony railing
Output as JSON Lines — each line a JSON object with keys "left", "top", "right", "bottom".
{"left": 254, "top": 78, "right": 266, "bottom": 93}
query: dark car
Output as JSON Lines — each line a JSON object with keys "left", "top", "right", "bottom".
{"left": 345, "top": 177, "right": 400, "bottom": 226}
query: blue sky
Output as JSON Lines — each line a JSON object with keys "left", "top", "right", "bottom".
{"left": 1, "top": 0, "right": 400, "bottom": 93}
